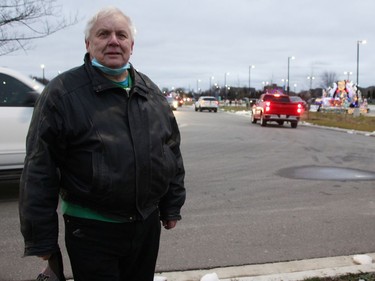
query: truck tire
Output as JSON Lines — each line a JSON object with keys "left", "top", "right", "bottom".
{"left": 260, "top": 114, "right": 267, "bottom": 126}
{"left": 251, "top": 113, "right": 257, "bottom": 123}
{"left": 291, "top": 121, "right": 298, "bottom": 128}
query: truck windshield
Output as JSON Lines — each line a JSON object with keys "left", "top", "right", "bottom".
{"left": 264, "top": 95, "right": 289, "bottom": 102}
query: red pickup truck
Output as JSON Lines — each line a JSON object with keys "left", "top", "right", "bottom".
{"left": 251, "top": 93, "right": 303, "bottom": 128}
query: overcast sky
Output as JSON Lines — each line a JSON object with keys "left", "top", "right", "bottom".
{"left": 1, "top": 0, "right": 374, "bottom": 92}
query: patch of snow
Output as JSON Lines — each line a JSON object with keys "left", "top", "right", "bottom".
{"left": 353, "top": 254, "right": 373, "bottom": 265}
{"left": 200, "top": 272, "right": 220, "bottom": 281}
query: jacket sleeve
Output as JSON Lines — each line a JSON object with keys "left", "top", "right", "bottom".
{"left": 19, "top": 85, "right": 63, "bottom": 257}
{"left": 159, "top": 115, "right": 186, "bottom": 221}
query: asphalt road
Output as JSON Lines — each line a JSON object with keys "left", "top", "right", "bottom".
{"left": 1, "top": 106, "right": 374, "bottom": 281}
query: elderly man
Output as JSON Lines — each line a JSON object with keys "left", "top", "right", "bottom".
{"left": 19, "top": 6, "right": 185, "bottom": 281}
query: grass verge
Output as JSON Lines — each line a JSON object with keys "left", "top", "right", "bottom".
{"left": 304, "top": 272, "right": 375, "bottom": 281}
{"left": 220, "top": 106, "right": 375, "bottom": 132}
{"left": 302, "top": 112, "right": 375, "bottom": 132}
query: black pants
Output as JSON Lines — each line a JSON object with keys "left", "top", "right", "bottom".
{"left": 64, "top": 210, "right": 161, "bottom": 281}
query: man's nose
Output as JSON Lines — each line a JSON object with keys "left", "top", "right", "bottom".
{"left": 108, "top": 33, "right": 120, "bottom": 45}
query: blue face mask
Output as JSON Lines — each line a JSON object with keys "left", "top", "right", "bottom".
{"left": 91, "top": 58, "right": 130, "bottom": 76}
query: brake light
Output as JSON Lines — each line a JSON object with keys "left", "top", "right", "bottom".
{"left": 265, "top": 101, "right": 271, "bottom": 112}
{"left": 297, "top": 103, "right": 302, "bottom": 113}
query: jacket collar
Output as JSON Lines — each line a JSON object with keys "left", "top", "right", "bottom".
{"left": 83, "top": 53, "right": 149, "bottom": 97}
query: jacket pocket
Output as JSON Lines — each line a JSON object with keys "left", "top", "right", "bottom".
{"left": 91, "top": 151, "right": 112, "bottom": 196}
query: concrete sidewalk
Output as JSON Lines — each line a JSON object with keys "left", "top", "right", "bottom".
{"left": 154, "top": 253, "right": 375, "bottom": 281}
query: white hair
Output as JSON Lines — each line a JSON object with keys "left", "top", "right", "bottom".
{"left": 84, "top": 6, "right": 136, "bottom": 41}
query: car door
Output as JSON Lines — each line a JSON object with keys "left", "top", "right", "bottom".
{"left": 0, "top": 71, "right": 42, "bottom": 171}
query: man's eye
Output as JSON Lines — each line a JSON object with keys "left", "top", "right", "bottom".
{"left": 117, "top": 33, "right": 128, "bottom": 40}
{"left": 98, "top": 31, "right": 109, "bottom": 38}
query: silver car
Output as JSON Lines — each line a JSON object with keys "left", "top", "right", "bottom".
{"left": 0, "top": 67, "right": 44, "bottom": 180}
{"left": 194, "top": 96, "right": 219, "bottom": 112}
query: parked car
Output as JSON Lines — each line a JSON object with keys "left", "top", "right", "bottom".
{"left": 289, "top": 96, "right": 308, "bottom": 110}
{"left": 0, "top": 67, "right": 44, "bottom": 180}
{"left": 194, "top": 96, "right": 219, "bottom": 112}
{"left": 166, "top": 96, "right": 178, "bottom": 110}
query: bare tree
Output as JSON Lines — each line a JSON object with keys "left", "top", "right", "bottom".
{"left": 320, "top": 71, "right": 338, "bottom": 88}
{"left": 0, "top": 0, "right": 78, "bottom": 56}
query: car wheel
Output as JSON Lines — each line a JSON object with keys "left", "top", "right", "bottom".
{"left": 214, "top": 109, "right": 217, "bottom": 113}
{"left": 291, "top": 121, "right": 298, "bottom": 128}
{"left": 260, "top": 114, "right": 267, "bottom": 126}
{"left": 199, "top": 107, "right": 202, "bottom": 112}
{"left": 195, "top": 106, "right": 198, "bottom": 112}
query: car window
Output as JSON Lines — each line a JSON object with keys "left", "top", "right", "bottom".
{"left": 290, "top": 96, "right": 302, "bottom": 102}
{"left": 0, "top": 73, "right": 38, "bottom": 107}
{"left": 202, "top": 97, "right": 216, "bottom": 101}
{"left": 263, "top": 95, "right": 289, "bottom": 102}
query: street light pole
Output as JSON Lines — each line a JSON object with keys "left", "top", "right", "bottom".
{"left": 40, "top": 64, "right": 45, "bottom": 83}
{"left": 209, "top": 76, "right": 214, "bottom": 95}
{"left": 196, "top": 79, "right": 201, "bottom": 94}
{"left": 248, "top": 65, "right": 255, "bottom": 91}
{"left": 224, "top": 72, "right": 229, "bottom": 99}
{"left": 344, "top": 71, "right": 352, "bottom": 81}
{"left": 356, "top": 40, "right": 367, "bottom": 87}
{"left": 287, "top": 56, "right": 295, "bottom": 95}
{"left": 307, "top": 76, "right": 315, "bottom": 90}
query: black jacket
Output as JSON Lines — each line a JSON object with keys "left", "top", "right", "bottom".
{"left": 19, "top": 54, "right": 186, "bottom": 256}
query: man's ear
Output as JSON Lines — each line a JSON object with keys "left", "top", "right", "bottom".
{"left": 131, "top": 41, "right": 134, "bottom": 54}
{"left": 85, "top": 40, "right": 90, "bottom": 51}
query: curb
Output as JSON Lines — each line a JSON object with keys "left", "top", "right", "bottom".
{"left": 154, "top": 253, "right": 375, "bottom": 281}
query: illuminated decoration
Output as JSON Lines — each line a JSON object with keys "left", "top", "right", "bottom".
{"left": 319, "top": 80, "right": 368, "bottom": 114}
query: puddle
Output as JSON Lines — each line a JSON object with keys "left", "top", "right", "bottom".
{"left": 277, "top": 165, "right": 375, "bottom": 181}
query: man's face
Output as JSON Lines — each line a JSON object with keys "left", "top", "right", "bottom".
{"left": 86, "top": 14, "right": 134, "bottom": 69}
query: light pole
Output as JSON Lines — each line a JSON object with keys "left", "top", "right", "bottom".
{"left": 307, "top": 76, "right": 315, "bottom": 90}
{"left": 287, "top": 56, "right": 295, "bottom": 95}
{"left": 196, "top": 79, "right": 201, "bottom": 94}
{"left": 281, "top": 79, "right": 287, "bottom": 91}
{"left": 293, "top": 83, "right": 297, "bottom": 93}
{"left": 248, "top": 65, "right": 255, "bottom": 91}
{"left": 40, "top": 64, "right": 45, "bottom": 83}
{"left": 224, "top": 72, "right": 229, "bottom": 99}
{"left": 209, "top": 76, "right": 214, "bottom": 95}
{"left": 356, "top": 40, "right": 366, "bottom": 87}
{"left": 344, "top": 71, "right": 352, "bottom": 81}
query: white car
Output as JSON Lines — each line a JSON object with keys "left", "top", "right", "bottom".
{"left": 194, "top": 96, "right": 219, "bottom": 112}
{"left": 0, "top": 67, "right": 44, "bottom": 180}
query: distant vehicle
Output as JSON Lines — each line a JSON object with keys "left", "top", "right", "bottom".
{"left": 251, "top": 92, "right": 303, "bottom": 128}
{"left": 0, "top": 67, "right": 44, "bottom": 181}
{"left": 166, "top": 96, "right": 178, "bottom": 110}
{"left": 176, "top": 96, "right": 184, "bottom": 107}
{"left": 289, "top": 96, "right": 308, "bottom": 110}
{"left": 194, "top": 96, "right": 219, "bottom": 112}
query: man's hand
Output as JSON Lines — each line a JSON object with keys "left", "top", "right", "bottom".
{"left": 162, "top": 220, "right": 177, "bottom": 230}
